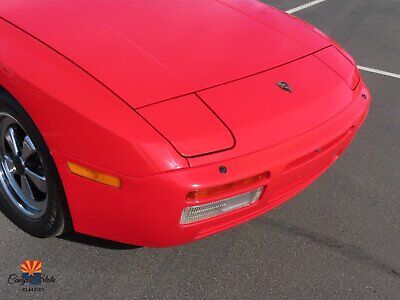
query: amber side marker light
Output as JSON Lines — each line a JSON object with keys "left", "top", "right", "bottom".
{"left": 67, "top": 162, "right": 121, "bottom": 188}
{"left": 181, "top": 172, "right": 270, "bottom": 224}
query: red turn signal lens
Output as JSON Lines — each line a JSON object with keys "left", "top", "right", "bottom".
{"left": 187, "top": 171, "right": 270, "bottom": 202}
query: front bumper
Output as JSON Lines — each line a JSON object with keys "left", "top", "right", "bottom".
{"left": 52, "top": 82, "right": 370, "bottom": 247}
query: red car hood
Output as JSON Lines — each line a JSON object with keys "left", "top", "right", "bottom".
{"left": 0, "top": 0, "right": 329, "bottom": 108}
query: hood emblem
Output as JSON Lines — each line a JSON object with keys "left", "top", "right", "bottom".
{"left": 276, "top": 81, "right": 292, "bottom": 93}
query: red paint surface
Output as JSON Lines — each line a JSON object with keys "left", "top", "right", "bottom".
{"left": 0, "top": 0, "right": 328, "bottom": 107}
{"left": 0, "top": 1, "right": 370, "bottom": 246}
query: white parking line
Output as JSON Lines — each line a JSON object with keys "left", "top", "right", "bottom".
{"left": 286, "top": 0, "right": 328, "bottom": 14}
{"left": 285, "top": 2, "right": 400, "bottom": 81}
{"left": 358, "top": 66, "right": 400, "bottom": 79}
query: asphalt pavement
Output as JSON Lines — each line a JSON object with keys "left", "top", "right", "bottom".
{"left": 1, "top": 0, "right": 399, "bottom": 298}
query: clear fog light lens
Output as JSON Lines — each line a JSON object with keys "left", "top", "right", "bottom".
{"left": 180, "top": 186, "right": 264, "bottom": 224}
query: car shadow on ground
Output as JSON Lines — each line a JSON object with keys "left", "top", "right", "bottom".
{"left": 59, "top": 232, "right": 141, "bottom": 250}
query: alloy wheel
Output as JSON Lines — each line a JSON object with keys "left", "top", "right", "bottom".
{"left": 0, "top": 113, "right": 48, "bottom": 219}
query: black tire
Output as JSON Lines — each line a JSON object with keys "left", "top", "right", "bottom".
{"left": 0, "top": 89, "right": 72, "bottom": 237}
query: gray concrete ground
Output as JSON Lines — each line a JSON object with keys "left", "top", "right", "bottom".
{"left": 1, "top": 0, "right": 399, "bottom": 298}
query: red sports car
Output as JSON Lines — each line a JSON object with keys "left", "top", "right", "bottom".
{"left": 0, "top": 0, "right": 370, "bottom": 247}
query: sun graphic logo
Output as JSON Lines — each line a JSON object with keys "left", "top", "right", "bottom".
{"left": 20, "top": 260, "right": 42, "bottom": 285}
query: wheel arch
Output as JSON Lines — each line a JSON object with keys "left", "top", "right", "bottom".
{"left": 0, "top": 84, "right": 74, "bottom": 234}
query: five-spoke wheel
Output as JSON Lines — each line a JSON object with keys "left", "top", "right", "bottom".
{"left": 0, "top": 91, "right": 70, "bottom": 237}
{"left": 0, "top": 113, "right": 48, "bottom": 218}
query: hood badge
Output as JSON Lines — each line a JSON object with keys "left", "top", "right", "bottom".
{"left": 276, "top": 81, "right": 292, "bottom": 93}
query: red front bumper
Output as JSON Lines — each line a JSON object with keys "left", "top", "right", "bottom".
{"left": 52, "top": 83, "right": 370, "bottom": 247}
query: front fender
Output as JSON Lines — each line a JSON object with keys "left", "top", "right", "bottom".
{"left": 0, "top": 19, "right": 188, "bottom": 177}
